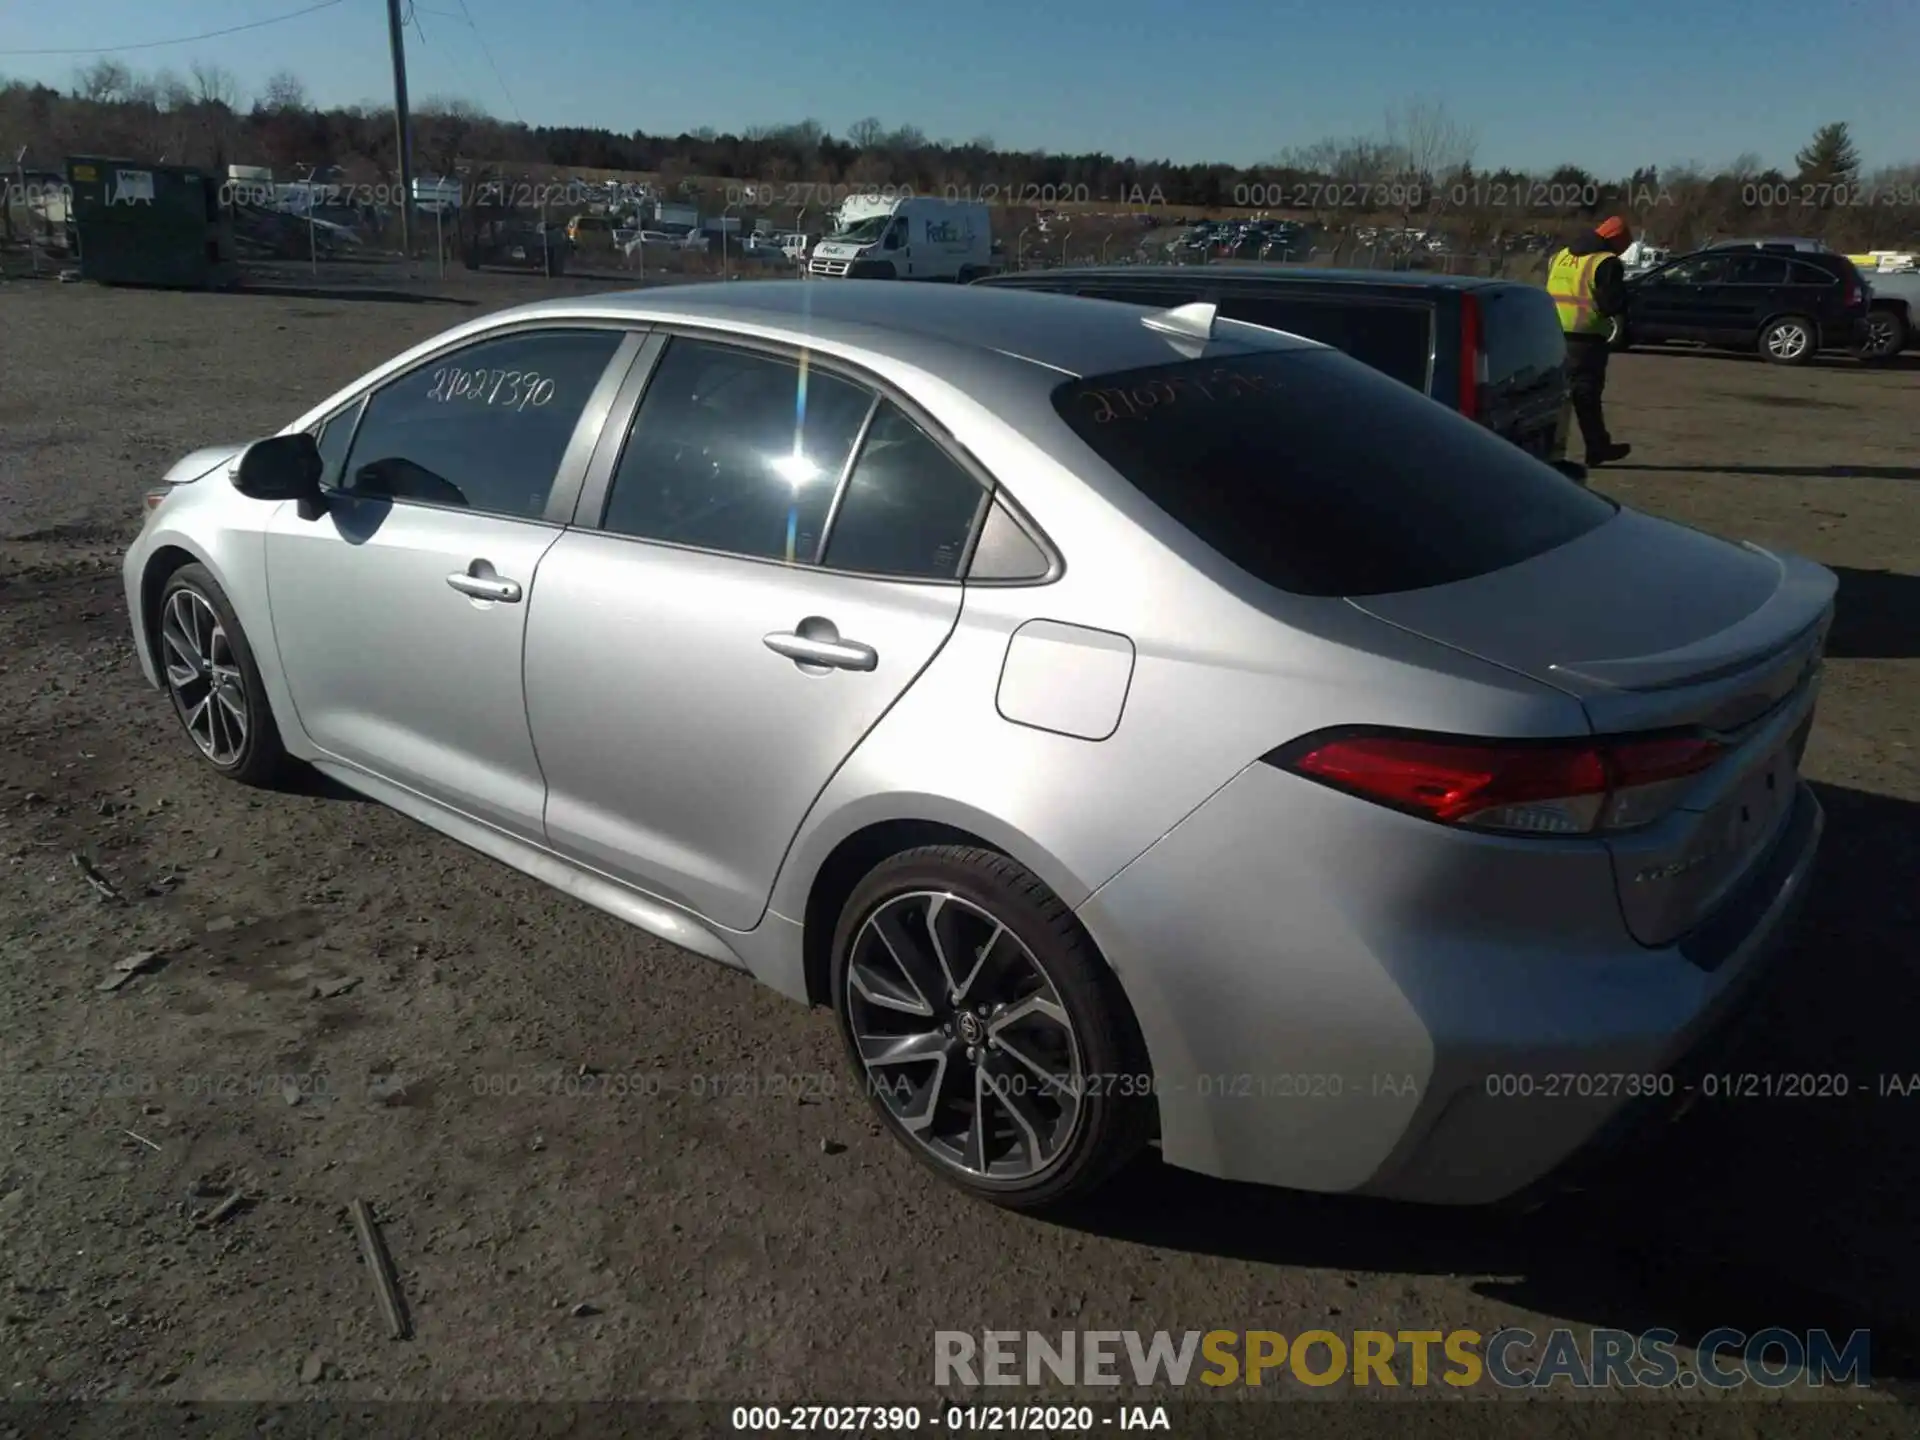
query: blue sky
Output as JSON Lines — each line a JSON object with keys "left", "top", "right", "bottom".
{"left": 2, "top": 0, "right": 1914, "bottom": 178}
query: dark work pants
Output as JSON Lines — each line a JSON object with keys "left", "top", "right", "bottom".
{"left": 1565, "top": 333, "right": 1613, "bottom": 454}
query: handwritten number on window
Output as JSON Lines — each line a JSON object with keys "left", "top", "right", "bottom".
{"left": 1080, "top": 367, "right": 1272, "bottom": 422}
{"left": 426, "top": 366, "right": 556, "bottom": 411}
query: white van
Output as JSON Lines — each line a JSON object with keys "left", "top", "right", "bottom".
{"left": 808, "top": 196, "right": 993, "bottom": 281}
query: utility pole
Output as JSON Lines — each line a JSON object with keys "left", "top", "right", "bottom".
{"left": 386, "top": 0, "right": 415, "bottom": 257}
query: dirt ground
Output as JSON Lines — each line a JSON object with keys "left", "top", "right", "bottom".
{"left": 1, "top": 268, "right": 1917, "bottom": 1435}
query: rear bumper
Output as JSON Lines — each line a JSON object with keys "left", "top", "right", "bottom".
{"left": 1076, "top": 767, "right": 1823, "bottom": 1206}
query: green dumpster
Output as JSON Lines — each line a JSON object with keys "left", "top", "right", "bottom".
{"left": 65, "top": 156, "right": 237, "bottom": 288}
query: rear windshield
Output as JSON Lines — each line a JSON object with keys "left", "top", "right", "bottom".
{"left": 1054, "top": 349, "right": 1615, "bottom": 597}
{"left": 1478, "top": 287, "right": 1566, "bottom": 387}
{"left": 1212, "top": 294, "right": 1433, "bottom": 392}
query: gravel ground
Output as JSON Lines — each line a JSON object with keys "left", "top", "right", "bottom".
{"left": 1, "top": 269, "right": 1917, "bottom": 1434}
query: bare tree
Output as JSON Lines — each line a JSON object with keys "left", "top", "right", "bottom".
{"left": 74, "top": 60, "right": 133, "bottom": 103}
{"left": 260, "top": 70, "right": 309, "bottom": 113}
{"left": 189, "top": 62, "right": 241, "bottom": 110}
{"left": 846, "top": 116, "right": 885, "bottom": 150}
{"left": 415, "top": 96, "right": 488, "bottom": 175}
{"left": 1383, "top": 99, "right": 1476, "bottom": 231}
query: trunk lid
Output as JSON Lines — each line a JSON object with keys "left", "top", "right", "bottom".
{"left": 1347, "top": 509, "right": 1836, "bottom": 947}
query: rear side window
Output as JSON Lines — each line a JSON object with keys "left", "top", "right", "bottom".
{"left": 1727, "top": 255, "right": 1790, "bottom": 284}
{"left": 1788, "top": 260, "right": 1838, "bottom": 285}
{"left": 1053, "top": 349, "right": 1614, "bottom": 598}
{"left": 1477, "top": 288, "right": 1566, "bottom": 387}
{"left": 1213, "top": 294, "right": 1433, "bottom": 393}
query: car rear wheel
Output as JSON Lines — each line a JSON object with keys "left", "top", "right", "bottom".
{"left": 1760, "top": 315, "right": 1817, "bottom": 365}
{"left": 830, "top": 845, "right": 1154, "bottom": 1211}
{"left": 1857, "top": 308, "right": 1907, "bottom": 365}
{"left": 157, "top": 564, "right": 293, "bottom": 787}
{"left": 1606, "top": 315, "right": 1631, "bottom": 352}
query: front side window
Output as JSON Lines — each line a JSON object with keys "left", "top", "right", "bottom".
{"left": 311, "top": 399, "right": 361, "bottom": 486}
{"left": 337, "top": 329, "right": 624, "bottom": 519}
{"left": 1054, "top": 348, "right": 1615, "bottom": 598}
{"left": 601, "top": 339, "right": 874, "bottom": 562}
{"left": 1660, "top": 254, "right": 1732, "bottom": 286}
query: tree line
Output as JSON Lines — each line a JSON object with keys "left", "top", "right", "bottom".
{"left": 3, "top": 64, "right": 1917, "bottom": 251}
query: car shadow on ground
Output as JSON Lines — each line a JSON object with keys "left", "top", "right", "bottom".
{"left": 1622, "top": 347, "right": 1919, "bottom": 372}
{"left": 1609, "top": 463, "right": 1920, "bottom": 481}
{"left": 1055, "top": 780, "right": 1920, "bottom": 1386}
{"left": 1827, "top": 568, "right": 1920, "bottom": 660}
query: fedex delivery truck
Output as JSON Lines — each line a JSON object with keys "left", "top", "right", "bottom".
{"left": 808, "top": 195, "right": 993, "bottom": 281}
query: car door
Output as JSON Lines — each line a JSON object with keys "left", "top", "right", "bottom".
{"left": 523, "top": 333, "right": 990, "bottom": 931}
{"left": 264, "top": 324, "right": 637, "bottom": 839}
{"left": 1784, "top": 258, "right": 1843, "bottom": 341}
{"left": 1713, "top": 252, "right": 1791, "bottom": 343}
{"left": 1630, "top": 253, "right": 1729, "bottom": 341}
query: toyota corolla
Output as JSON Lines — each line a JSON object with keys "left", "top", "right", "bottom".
{"left": 124, "top": 281, "right": 1831, "bottom": 1211}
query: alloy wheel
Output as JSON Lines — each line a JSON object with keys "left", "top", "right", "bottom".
{"left": 1861, "top": 313, "right": 1900, "bottom": 359}
{"left": 160, "top": 588, "right": 249, "bottom": 766}
{"left": 844, "top": 891, "right": 1085, "bottom": 1182}
{"left": 1766, "top": 321, "right": 1811, "bottom": 360}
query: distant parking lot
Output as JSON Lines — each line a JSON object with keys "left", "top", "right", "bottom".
{"left": 1, "top": 270, "right": 1916, "bottom": 1426}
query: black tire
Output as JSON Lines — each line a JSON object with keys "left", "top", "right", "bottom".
{"left": 156, "top": 563, "right": 294, "bottom": 788}
{"left": 1857, "top": 306, "right": 1908, "bottom": 365}
{"left": 1606, "top": 315, "right": 1631, "bottom": 352}
{"left": 1759, "top": 314, "right": 1818, "bottom": 366}
{"left": 830, "top": 844, "right": 1154, "bottom": 1212}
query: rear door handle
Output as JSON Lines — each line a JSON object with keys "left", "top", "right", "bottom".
{"left": 763, "top": 628, "right": 878, "bottom": 671}
{"left": 446, "top": 561, "right": 523, "bottom": 603}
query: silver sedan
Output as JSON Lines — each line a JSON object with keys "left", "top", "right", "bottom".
{"left": 124, "top": 280, "right": 1832, "bottom": 1211}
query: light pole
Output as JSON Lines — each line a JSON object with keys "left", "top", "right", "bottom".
{"left": 722, "top": 200, "right": 738, "bottom": 279}
{"left": 298, "top": 162, "right": 318, "bottom": 277}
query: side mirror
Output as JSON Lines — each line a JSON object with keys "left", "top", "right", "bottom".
{"left": 232, "top": 432, "right": 325, "bottom": 516}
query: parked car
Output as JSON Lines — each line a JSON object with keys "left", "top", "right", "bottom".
{"left": 125, "top": 281, "right": 1831, "bottom": 1213}
{"left": 1857, "top": 268, "right": 1919, "bottom": 361}
{"left": 566, "top": 213, "right": 618, "bottom": 252}
{"left": 977, "top": 265, "right": 1583, "bottom": 478}
{"left": 1612, "top": 248, "right": 1873, "bottom": 365}
{"left": 1703, "top": 237, "right": 1832, "bottom": 254}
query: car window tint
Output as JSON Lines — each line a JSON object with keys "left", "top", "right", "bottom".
{"left": 967, "top": 498, "right": 1052, "bottom": 582}
{"left": 1789, "top": 260, "right": 1837, "bottom": 285}
{"left": 820, "top": 403, "right": 985, "bottom": 579}
{"left": 1215, "top": 294, "right": 1434, "bottom": 392}
{"left": 1727, "top": 255, "right": 1790, "bottom": 284}
{"left": 1054, "top": 348, "right": 1614, "bottom": 598}
{"left": 602, "top": 338, "right": 873, "bottom": 562}
{"left": 312, "top": 400, "right": 360, "bottom": 486}
{"left": 1669, "top": 254, "right": 1731, "bottom": 285}
{"left": 1477, "top": 286, "right": 1567, "bottom": 387}
{"left": 338, "top": 329, "right": 623, "bottom": 518}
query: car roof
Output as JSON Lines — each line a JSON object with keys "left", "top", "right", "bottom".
{"left": 983, "top": 263, "right": 1520, "bottom": 294}
{"left": 478, "top": 279, "right": 1327, "bottom": 380}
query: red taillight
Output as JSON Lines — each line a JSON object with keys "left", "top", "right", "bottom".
{"left": 1457, "top": 293, "right": 1483, "bottom": 422}
{"left": 1273, "top": 730, "right": 1726, "bottom": 836}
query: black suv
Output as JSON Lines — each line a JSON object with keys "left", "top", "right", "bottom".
{"left": 1614, "top": 248, "right": 1870, "bottom": 365}
{"left": 975, "top": 265, "right": 1581, "bottom": 477}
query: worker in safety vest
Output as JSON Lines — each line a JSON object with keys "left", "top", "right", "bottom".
{"left": 1547, "top": 214, "right": 1634, "bottom": 467}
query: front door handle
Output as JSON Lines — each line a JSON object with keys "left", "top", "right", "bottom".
{"left": 764, "top": 625, "right": 878, "bottom": 672}
{"left": 446, "top": 560, "right": 523, "bottom": 603}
